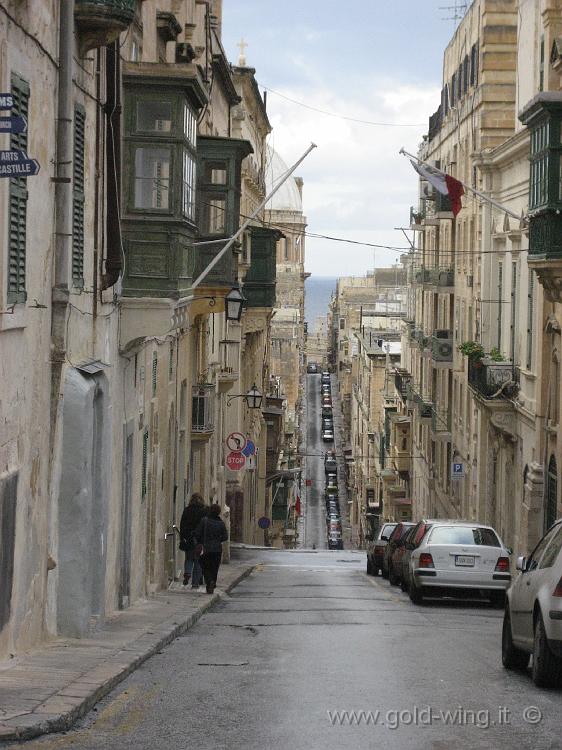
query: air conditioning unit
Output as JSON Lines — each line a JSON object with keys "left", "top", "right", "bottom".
{"left": 432, "top": 331, "right": 453, "bottom": 362}
{"left": 421, "top": 180, "right": 435, "bottom": 200}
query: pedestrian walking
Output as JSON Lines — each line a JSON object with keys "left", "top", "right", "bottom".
{"left": 194, "top": 503, "right": 228, "bottom": 594}
{"left": 179, "top": 493, "right": 207, "bottom": 589}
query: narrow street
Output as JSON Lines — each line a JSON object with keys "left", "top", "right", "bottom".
{"left": 303, "top": 373, "right": 351, "bottom": 550}
{"left": 13, "top": 549, "right": 562, "bottom": 750}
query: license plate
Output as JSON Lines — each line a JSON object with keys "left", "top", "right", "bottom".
{"left": 455, "top": 555, "right": 475, "bottom": 567}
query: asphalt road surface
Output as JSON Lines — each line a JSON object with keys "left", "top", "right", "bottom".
{"left": 17, "top": 549, "right": 562, "bottom": 750}
{"left": 304, "top": 373, "right": 350, "bottom": 550}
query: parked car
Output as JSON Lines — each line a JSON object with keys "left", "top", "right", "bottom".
{"left": 325, "top": 490, "right": 339, "bottom": 502}
{"left": 389, "top": 526, "right": 418, "bottom": 587}
{"left": 322, "top": 427, "right": 334, "bottom": 442}
{"left": 399, "top": 520, "right": 440, "bottom": 591}
{"left": 324, "top": 454, "right": 337, "bottom": 473}
{"left": 328, "top": 537, "right": 344, "bottom": 550}
{"left": 408, "top": 522, "right": 512, "bottom": 606}
{"left": 502, "top": 519, "right": 562, "bottom": 687}
{"left": 321, "top": 406, "right": 333, "bottom": 419}
{"left": 307, "top": 362, "right": 318, "bottom": 374}
{"left": 382, "top": 522, "right": 415, "bottom": 579}
{"left": 325, "top": 473, "right": 338, "bottom": 490}
{"left": 366, "top": 522, "right": 397, "bottom": 576}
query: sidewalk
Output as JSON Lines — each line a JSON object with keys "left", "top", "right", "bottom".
{"left": 0, "top": 562, "right": 254, "bottom": 743}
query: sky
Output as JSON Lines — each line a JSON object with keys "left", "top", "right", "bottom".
{"left": 222, "top": 0, "right": 458, "bottom": 277}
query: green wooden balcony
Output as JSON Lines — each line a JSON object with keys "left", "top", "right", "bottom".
{"left": 242, "top": 227, "right": 281, "bottom": 308}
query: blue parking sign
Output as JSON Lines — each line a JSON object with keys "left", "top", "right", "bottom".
{"left": 451, "top": 462, "right": 465, "bottom": 480}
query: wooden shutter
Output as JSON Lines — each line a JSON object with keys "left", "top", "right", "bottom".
{"left": 526, "top": 271, "right": 535, "bottom": 370}
{"left": 72, "top": 106, "right": 86, "bottom": 286}
{"left": 7, "top": 74, "right": 30, "bottom": 303}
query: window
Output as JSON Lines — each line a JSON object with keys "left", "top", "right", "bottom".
{"left": 546, "top": 455, "right": 558, "bottom": 530}
{"left": 207, "top": 197, "right": 226, "bottom": 234}
{"left": 450, "top": 73, "right": 456, "bottom": 106}
{"left": 526, "top": 271, "right": 535, "bottom": 369}
{"left": 463, "top": 55, "right": 469, "bottom": 95}
{"left": 510, "top": 261, "right": 517, "bottom": 362}
{"left": 134, "top": 146, "right": 171, "bottom": 209}
{"left": 152, "top": 351, "right": 158, "bottom": 397}
{"left": 428, "top": 526, "right": 500, "bottom": 547}
{"left": 527, "top": 521, "right": 559, "bottom": 570}
{"left": 539, "top": 34, "right": 545, "bottom": 92}
{"left": 529, "top": 121, "right": 549, "bottom": 210}
{"left": 340, "top": 317, "right": 345, "bottom": 330}
{"left": 136, "top": 100, "right": 172, "bottom": 132}
{"left": 142, "top": 429, "right": 149, "bottom": 498}
{"left": 497, "top": 262, "right": 503, "bottom": 350}
{"left": 7, "top": 74, "right": 30, "bottom": 303}
{"left": 72, "top": 105, "right": 86, "bottom": 287}
{"left": 169, "top": 341, "right": 174, "bottom": 381}
{"left": 470, "top": 43, "right": 479, "bottom": 86}
{"left": 182, "top": 149, "right": 196, "bottom": 220}
{"left": 539, "top": 523, "right": 562, "bottom": 569}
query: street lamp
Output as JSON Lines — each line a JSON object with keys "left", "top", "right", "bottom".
{"left": 226, "top": 383, "right": 263, "bottom": 409}
{"left": 225, "top": 286, "right": 245, "bottom": 322}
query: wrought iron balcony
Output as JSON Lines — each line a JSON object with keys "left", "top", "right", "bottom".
{"left": 191, "top": 384, "right": 215, "bottom": 438}
{"left": 75, "top": 0, "right": 136, "bottom": 53}
{"left": 431, "top": 409, "right": 452, "bottom": 439}
{"left": 414, "top": 268, "right": 432, "bottom": 285}
{"left": 429, "top": 267, "right": 454, "bottom": 288}
{"left": 467, "top": 359, "right": 518, "bottom": 400}
{"left": 394, "top": 368, "right": 412, "bottom": 402}
{"left": 418, "top": 397, "right": 433, "bottom": 420}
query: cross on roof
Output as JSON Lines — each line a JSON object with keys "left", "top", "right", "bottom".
{"left": 237, "top": 38, "right": 248, "bottom": 66}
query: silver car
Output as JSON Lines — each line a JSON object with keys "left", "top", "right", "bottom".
{"left": 408, "top": 521, "right": 511, "bottom": 605}
{"left": 502, "top": 519, "right": 562, "bottom": 687}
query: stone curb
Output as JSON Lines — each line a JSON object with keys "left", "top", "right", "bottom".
{"left": 0, "top": 565, "right": 254, "bottom": 744}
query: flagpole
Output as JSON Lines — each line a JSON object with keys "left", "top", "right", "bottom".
{"left": 399, "top": 147, "right": 526, "bottom": 224}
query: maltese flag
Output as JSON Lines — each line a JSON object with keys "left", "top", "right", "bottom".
{"left": 411, "top": 160, "right": 464, "bottom": 216}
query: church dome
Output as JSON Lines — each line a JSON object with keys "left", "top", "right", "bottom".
{"left": 265, "top": 146, "right": 302, "bottom": 212}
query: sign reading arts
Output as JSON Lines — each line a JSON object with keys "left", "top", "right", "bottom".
{"left": 0, "top": 93, "right": 39, "bottom": 177}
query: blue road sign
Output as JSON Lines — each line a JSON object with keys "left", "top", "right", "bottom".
{"left": 0, "top": 149, "right": 40, "bottom": 178}
{"left": 242, "top": 439, "right": 256, "bottom": 457}
{"left": 0, "top": 93, "right": 14, "bottom": 110}
{"left": 451, "top": 462, "right": 465, "bottom": 480}
{"left": 258, "top": 517, "right": 271, "bottom": 530}
{"left": 0, "top": 115, "right": 27, "bottom": 134}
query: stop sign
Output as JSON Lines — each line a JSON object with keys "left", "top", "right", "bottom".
{"left": 226, "top": 451, "right": 246, "bottom": 471}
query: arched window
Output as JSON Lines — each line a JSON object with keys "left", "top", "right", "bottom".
{"left": 546, "top": 455, "right": 558, "bottom": 530}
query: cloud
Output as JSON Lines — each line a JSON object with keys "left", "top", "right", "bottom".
{"left": 263, "top": 78, "right": 439, "bottom": 275}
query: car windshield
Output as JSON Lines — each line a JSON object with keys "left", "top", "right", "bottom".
{"left": 429, "top": 526, "right": 500, "bottom": 547}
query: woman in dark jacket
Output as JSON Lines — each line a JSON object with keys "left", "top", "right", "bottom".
{"left": 180, "top": 493, "right": 207, "bottom": 588}
{"left": 194, "top": 503, "right": 228, "bottom": 594}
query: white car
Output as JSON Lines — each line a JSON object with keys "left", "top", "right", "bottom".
{"left": 502, "top": 519, "right": 562, "bottom": 687}
{"left": 408, "top": 521, "right": 511, "bottom": 605}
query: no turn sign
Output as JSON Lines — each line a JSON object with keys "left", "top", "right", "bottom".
{"left": 226, "top": 451, "right": 246, "bottom": 471}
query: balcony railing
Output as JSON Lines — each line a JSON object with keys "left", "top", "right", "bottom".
{"left": 429, "top": 267, "right": 454, "bottom": 288}
{"left": 468, "top": 359, "right": 518, "bottom": 400}
{"left": 418, "top": 397, "right": 433, "bottom": 420}
{"left": 218, "top": 340, "right": 240, "bottom": 381}
{"left": 75, "top": 0, "right": 136, "bottom": 52}
{"left": 394, "top": 369, "right": 412, "bottom": 401}
{"left": 191, "top": 384, "right": 215, "bottom": 435}
{"left": 431, "top": 409, "right": 452, "bottom": 436}
{"left": 414, "top": 268, "right": 432, "bottom": 285}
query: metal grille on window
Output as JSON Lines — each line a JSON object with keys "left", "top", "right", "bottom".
{"left": 8, "top": 74, "right": 30, "bottom": 303}
{"left": 73, "top": 106, "right": 86, "bottom": 286}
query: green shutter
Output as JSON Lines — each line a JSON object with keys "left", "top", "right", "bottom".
{"left": 142, "top": 429, "right": 149, "bottom": 497}
{"left": 152, "top": 351, "right": 158, "bottom": 396}
{"left": 7, "top": 74, "right": 30, "bottom": 304}
{"left": 72, "top": 106, "right": 86, "bottom": 286}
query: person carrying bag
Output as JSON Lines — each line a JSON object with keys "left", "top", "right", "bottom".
{"left": 194, "top": 503, "right": 228, "bottom": 594}
{"left": 179, "top": 494, "right": 207, "bottom": 588}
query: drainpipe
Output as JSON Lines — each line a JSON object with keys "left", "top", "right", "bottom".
{"left": 51, "top": 0, "right": 75, "bottom": 428}
{"left": 102, "top": 40, "right": 122, "bottom": 290}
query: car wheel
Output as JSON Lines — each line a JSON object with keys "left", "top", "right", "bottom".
{"left": 400, "top": 576, "right": 408, "bottom": 592}
{"left": 372, "top": 566, "right": 380, "bottom": 577}
{"left": 532, "top": 611, "right": 562, "bottom": 688}
{"left": 389, "top": 565, "right": 398, "bottom": 586}
{"left": 409, "top": 581, "right": 424, "bottom": 605}
{"left": 366, "top": 559, "right": 372, "bottom": 575}
{"left": 490, "top": 591, "right": 506, "bottom": 608}
{"left": 381, "top": 563, "right": 389, "bottom": 580}
{"left": 501, "top": 608, "right": 529, "bottom": 671}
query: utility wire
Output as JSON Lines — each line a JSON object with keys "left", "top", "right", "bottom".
{"left": 258, "top": 83, "right": 427, "bottom": 128}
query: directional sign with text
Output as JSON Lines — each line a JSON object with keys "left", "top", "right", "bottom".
{"left": 0, "top": 94, "right": 14, "bottom": 110}
{"left": 226, "top": 451, "right": 246, "bottom": 471}
{"left": 0, "top": 116, "right": 27, "bottom": 135}
{"left": 0, "top": 149, "right": 40, "bottom": 178}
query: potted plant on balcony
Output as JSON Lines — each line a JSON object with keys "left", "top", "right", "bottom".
{"left": 458, "top": 341, "right": 485, "bottom": 367}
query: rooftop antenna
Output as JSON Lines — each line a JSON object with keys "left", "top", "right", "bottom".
{"left": 439, "top": 1, "right": 468, "bottom": 28}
